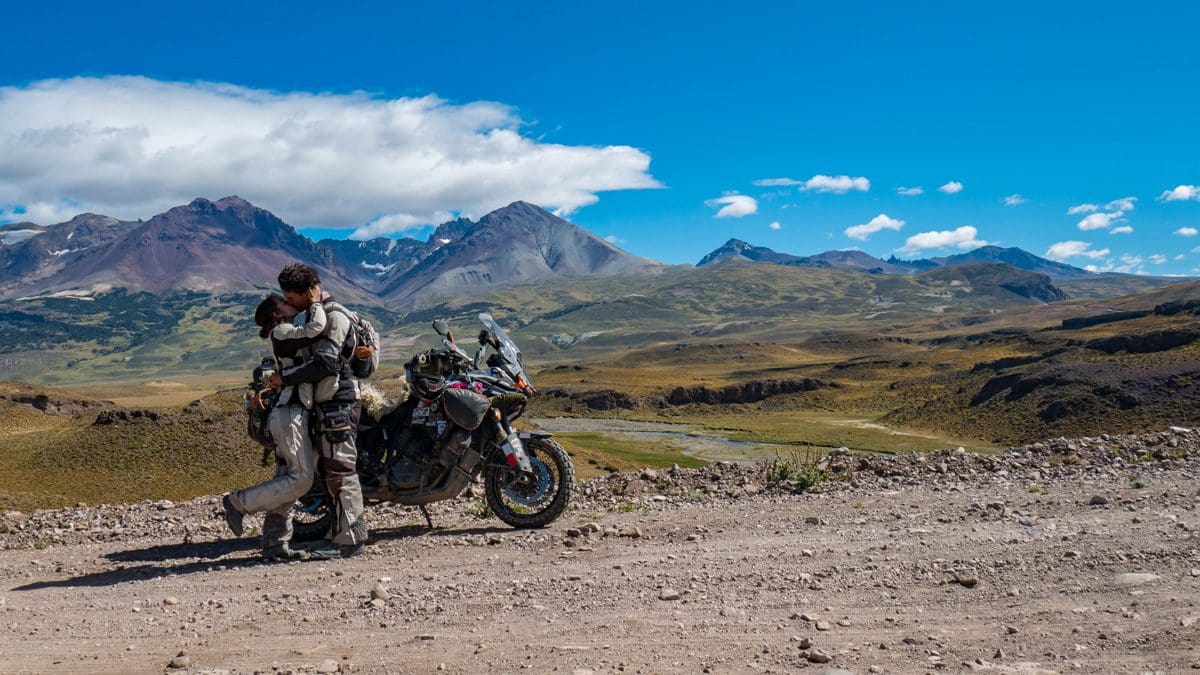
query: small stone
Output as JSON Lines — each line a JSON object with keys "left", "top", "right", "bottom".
{"left": 1089, "top": 495, "right": 1109, "bottom": 506}
{"left": 371, "top": 583, "right": 390, "bottom": 601}
{"left": 316, "top": 659, "right": 341, "bottom": 673}
{"left": 416, "top": 633, "right": 436, "bottom": 640}
{"left": 801, "top": 549, "right": 815, "bottom": 558}
{"left": 955, "top": 575, "right": 979, "bottom": 589}
{"left": 1190, "top": 568, "right": 1200, "bottom": 578}
{"left": 1006, "top": 625, "right": 1019, "bottom": 635}
{"left": 659, "top": 588, "right": 681, "bottom": 601}
{"left": 1181, "top": 615, "right": 1200, "bottom": 628}
{"left": 837, "top": 618, "right": 852, "bottom": 627}
{"left": 815, "top": 620, "right": 832, "bottom": 631}
{"left": 368, "top": 598, "right": 386, "bottom": 609}
{"left": 807, "top": 649, "right": 833, "bottom": 664}
{"left": 804, "top": 516, "right": 826, "bottom": 526}
{"left": 566, "top": 528, "right": 582, "bottom": 538}
{"left": 163, "top": 597, "right": 179, "bottom": 606}
{"left": 640, "top": 469, "right": 659, "bottom": 481}
{"left": 168, "top": 655, "right": 191, "bottom": 669}
{"left": 799, "top": 637, "right": 813, "bottom": 649}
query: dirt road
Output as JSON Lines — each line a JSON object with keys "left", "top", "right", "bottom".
{"left": 1, "top": 435, "right": 1198, "bottom": 674}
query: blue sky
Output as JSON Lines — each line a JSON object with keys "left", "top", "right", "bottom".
{"left": 1, "top": 1, "right": 1199, "bottom": 273}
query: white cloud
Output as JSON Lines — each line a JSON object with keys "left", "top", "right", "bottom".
{"left": 1175, "top": 254, "right": 1186, "bottom": 261}
{"left": 1149, "top": 254, "right": 1168, "bottom": 265}
{"left": 800, "top": 175, "right": 870, "bottom": 194}
{"left": 1194, "top": 246, "right": 1200, "bottom": 254}
{"left": 752, "top": 177, "right": 803, "bottom": 187}
{"left": 844, "top": 213, "right": 905, "bottom": 241}
{"left": 0, "top": 76, "right": 660, "bottom": 235}
{"left": 1044, "top": 241, "right": 1110, "bottom": 261}
{"left": 352, "top": 210, "right": 456, "bottom": 239}
{"left": 603, "top": 234, "right": 626, "bottom": 245}
{"left": 1085, "top": 261, "right": 1115, "bottom": 273}
{"left": 937, "top": 181, "right": 964, "bottom": 194}
{"left": 896, "top": 186, "right": 924, "bottom": 196}
{"left": 705, "top": 194, "right": 758, "bottom": 218}
{"left": 1115, "top": 254, "right": 1144, "bottom": 274}
{"left": 768, "top": 221, "right": 781, "bottom": 231}
{"left": 1077, "top": 212, "right": 1122, "bottom": 231}
{"left": 1174, "top": 226, "right": 1198, "bottom": 237}
{"left": 1003, "top": 194, "right": 1026, "bottom": 206}
{"left": 1105, "top": 196, "right": 1137, "bottom": 212}
{"left": 1068, "top": 197, "right": 1136, "bottom": 233}
{"left": 898, "top": 225, "right": 986, "bottom": 254}
{"left": 1160, "top": 185, "right": 1200, "bottom": 202}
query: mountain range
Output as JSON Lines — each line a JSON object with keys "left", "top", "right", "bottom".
{"left": 0, "top": 197, "right": 1181, "bottom": 316}
{"left": 698, "top": 238, "right": 1098, "bottom": 280}
{"left": 0, "top": 197, "right": 659, "bottom": 306}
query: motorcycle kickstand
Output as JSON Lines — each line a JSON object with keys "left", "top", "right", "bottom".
{"left": 419, "top": 504, "right": 435, "bottom": 530}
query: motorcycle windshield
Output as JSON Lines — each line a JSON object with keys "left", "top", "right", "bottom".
{"left": 479, "top": 312, "right": 533, "bottom": 390}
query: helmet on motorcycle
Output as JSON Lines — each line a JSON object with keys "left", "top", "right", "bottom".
{"left": 407, "top": 350, "right": 447, "bottom": 399}
{"left": 409, "top": 371, "right": 446, "bottom": 399}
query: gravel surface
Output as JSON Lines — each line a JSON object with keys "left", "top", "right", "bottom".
{"left": 1, "top": 429, "right": 1198, "bottom": 673}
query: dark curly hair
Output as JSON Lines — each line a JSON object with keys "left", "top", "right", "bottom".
{"left": 277, "top": 263, "right": 321, "bottom": 294}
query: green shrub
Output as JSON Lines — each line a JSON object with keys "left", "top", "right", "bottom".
{"left": 765, "top": 447, "right": 826, "bottom": 492}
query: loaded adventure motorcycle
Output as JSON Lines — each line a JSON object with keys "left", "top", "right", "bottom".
{"left": 247, "top": 313, "right": 575, "bottom": 540}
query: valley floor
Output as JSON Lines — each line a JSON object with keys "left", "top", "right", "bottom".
{"left": 1, "top": 442, "right": 1198, "bottom": 673}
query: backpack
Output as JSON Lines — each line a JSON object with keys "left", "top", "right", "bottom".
{"left": 325, "top": 302, "right": 380, "bottom": 379}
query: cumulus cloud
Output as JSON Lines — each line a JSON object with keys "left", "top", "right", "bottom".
{"left": 938, "top": 181, "right": 963, "bottom": 194}
{"left": 1078, "top": 212, "right": 1122, "bottom": 231}
{"left": 0, "top": 76, "right": 660, "bottom": 235}
{"left": 896, "top": 186, "right": 924, "bottom": 196}
{"left": 1115, "top": 254, "right": 1144, "bottom": 274}
{"left": 1044, "top": 241, "right": 1110, "bottom": 261}
{"left": 705, "top": 194, "right": 758, "bottom": 218}
{"left": 1175, "top": 254, "right": 1186, "bottom": 261}
{"left": 768, "top": 221, "right": 781, "bottom": 230}
{"left": 898, "top": 226, "right": 986, "bottom": 254}
{"left": 1149, "top": 254, "right": 1168, "bottom": 265}
{"left": 603, "top": 234, "right": 626, "bottom": 245}
{"left": 1110, "top": 226, "right": 1134, "bottom": 234}
{"left": 1003, "top": 194, "right": 1026, "bottom": 206}
{"left": 1174, "top": 227, "right": 1198, "bottom": 237}
{"left": 1105, "top": 196, "right": 1137, "bottom": 212}
{"left": 1160, "top": 185, "right": 1200, "bottom": 201}
{"left": 844, "top": 213, "right": 905, "bottom": 241}
{"left": 1074, "top": 197, "right": 1135, "bottom": 233}
{"left": 799, "top": 175, "right": 870, "bottom": 194}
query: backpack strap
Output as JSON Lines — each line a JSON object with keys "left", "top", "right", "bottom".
{"left": 322, "top": 302, "right": 360, "bottom": 361}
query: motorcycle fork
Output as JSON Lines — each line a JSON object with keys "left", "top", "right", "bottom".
{"left": 493, "top": 411, "right": 532, "bottom": 473}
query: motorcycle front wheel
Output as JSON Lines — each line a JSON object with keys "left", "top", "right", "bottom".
{"left": 291, "top": 482, "right": 333, "bottom": 542}
{"left": 485, "top": 437, "right": 575, "bottom": 528}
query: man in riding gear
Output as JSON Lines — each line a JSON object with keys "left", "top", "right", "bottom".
{"left": 270, "top": 263, "right": 369, "bottom": 559}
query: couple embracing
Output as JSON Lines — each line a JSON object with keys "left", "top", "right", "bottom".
{"left": 223, "top": 263, "right": 370, "bottom": 562}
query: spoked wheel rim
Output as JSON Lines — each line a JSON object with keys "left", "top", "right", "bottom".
{"left": 292, "top": 485, "right": 329, "bottom": 527}
{"left": 497, "top": 455, "right": 559, "bottom": 516}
